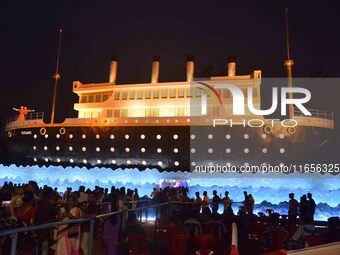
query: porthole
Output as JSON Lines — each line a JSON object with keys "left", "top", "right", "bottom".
{"left": 225, "top": 134, "right": 231, "bottom": 140}
{"left": 173, "top": 148, "right": 179, "bottom": 153}
{"left": 279, "top": 134, "right": 285, "bottom": 139}
{"left": 208, "top": 134, "right": 213, "bottom": 139}
{"left": 225, "top": 148, "right": 231, "bottom": 153}
{"left": 45, "top": 158, "right": 48, "bottom": 162}
{"left": 33, "top": 134, "right": 37, "bottom": 139}
{"left": 69, "top": 146, "right": 73, "bottom": 151}
{"left": 173, "top": 134, "right": 178, "bottom": 140}
{"left": 96, "top": 147, "right": 100, "bottom": 152}
{"left": 110, "top": 147, "right": 115, "bottom": 152}
{"left": 96, "top": 134, "right": 100, "bottom": 139}
{"left": 40, "top": 128, "right": 46, "bottom": 136}
{"left": 69, "top": 134, "right": 73, "bottom": 139}
{"left": 157, "top": 148, "right": 162, "bottom": 153}
{"left": 208, "top": 148, "right": 213, "bottom": 153}
{"left": 59, "top": 127, "right": 66, "bottom": 135}
{"left": 244, "top": 148, "right": 249, "bottom": 154}
{"left": 82, "top": 134, "right": 86, "bottom": 139}
{"left": 140, "top": 134, "right": 145, "bottom": 139}
{"left": 56, "top": 146, "right": 60, "bottom": 151}
{"left": 110, "top": 134, "right": 114, "bottom": 139}
{"left": 44, "top": 146, "right": 48, "bottom": 151}
{"left": 156, "top": 134, "right": 161, "bottom": 140}
{"left": 33, "top": 158, "right": 37, "bottom": 162}
{"left": 263, "top": 125, "right": 273, "bottom": 134}
{"left": 191, "top": 162, "right": 196, "bottom": 166}
{"left": 141, "top": 148, "right": 146, "bottom": 153}
{"left": 125, "top": 147, "right": 130, "bottom": 153}
{"left": 82, "top": 147, "right": 86, "bottom": 152}
{"left": 262, "top": 134, "right": 267, "bottom": 139}
{"left": 125, "top": 134, "right": 130, "bottom": 139}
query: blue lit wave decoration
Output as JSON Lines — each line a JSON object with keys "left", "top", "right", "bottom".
{"left": 0, "top": 164, "right": 339, "bottom": 221}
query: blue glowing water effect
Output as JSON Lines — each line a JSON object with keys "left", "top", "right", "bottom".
{"left": 1, "top": 164, "right": 339, "bottom": 221}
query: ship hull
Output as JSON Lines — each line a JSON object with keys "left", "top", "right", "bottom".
{"left": 4, "top": 124, "right": 335, "bottom": 172}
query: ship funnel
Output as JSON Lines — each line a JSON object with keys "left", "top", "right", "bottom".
{"left": 151, "top": 55, "right": 160, "bottom": 84}
{"left": 109, "top": 55, "right": 118, "bottom": 84}
{"left": 227, "top": 56, "right": 236, "bottom": 77}
{"left": 186, "top": 55, "right": 194, "bottom": 82}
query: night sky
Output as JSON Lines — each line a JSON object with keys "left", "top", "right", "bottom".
{"left": 0, "top": 0, "right": 339, "bottom": 128}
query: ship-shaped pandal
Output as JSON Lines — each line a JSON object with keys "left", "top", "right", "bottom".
{"left": 4, "top": 54, "right": 334, "bottom": 171}
{"left": 4, "top": 12, "right": 335, "bottom": 171}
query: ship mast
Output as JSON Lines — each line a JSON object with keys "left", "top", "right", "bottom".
{"left": 284, "top": 8, "right": 295, "bottom": 119}
{"left": 50, "top": 28, "right": 63, "bottom": 124}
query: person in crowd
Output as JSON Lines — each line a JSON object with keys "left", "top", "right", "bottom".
{"left": 243, "top": 191, "right": 249, "bottom": 213}
{"left": 223, "top": 191, "right": 233, "bottom": 216}
{"left": 80, "top": 192, "right": 98, "bottom": 255}
{"left": 248, "top": 194, "right": 255, "bottom": 215}
{"left": 288, "top": 193, "right": 299, "bottom": 224}
{"left": 194, "top": 191, "right": 202, "bottom": 213}
{"left": 202, "top": 191, "right": 210, "bottom": 209}
{"left": 299, "top": 195, "right": 310, "bottom": 224}
{"left": 211, "top": 190, "right": 221, "bottom": 214}
{"left": 78, "top": 186, "right": 88, "bottom": 203}
{"left": 307, "top": 193, "right": 316, "bottom": 221}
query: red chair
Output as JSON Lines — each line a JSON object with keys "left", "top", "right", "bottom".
{"left": 167, "top": 226, "right": 186, "bottom": 255}
{"left": 304, "top": 234, "right": 324, "bottom": 247}
{"left": 195, "top": 234, "right": 214, "bottom": 255}
{"left": 127, "top": 233, "right": 149, "bottom": 255}
{"left": 270, "top": 231, "right": 289, "bottom": 251}
{"left": 174, "top": 234, "right": 191, "bottom": 255}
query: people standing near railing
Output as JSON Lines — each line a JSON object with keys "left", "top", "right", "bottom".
{"left": 223, "top": 191, "right": 234, "bottom": 216}
{"left": 202, "top": 191, "right": 209, "bottom": 209}
{"left": 212, "top": 190, "right": 221, "bottom": 214}
{"left": 35, "top": 187, "right": 57, "bottom": 255}
{"left": 194, "top": 192, "right": 202, "bottom": 214}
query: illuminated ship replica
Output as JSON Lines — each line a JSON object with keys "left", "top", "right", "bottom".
{"left": 4, "top": 53, "right": 335, "bottom": 171}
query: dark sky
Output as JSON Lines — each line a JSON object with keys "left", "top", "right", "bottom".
{"left": 0, "top": 0, "right": 339, "bottom": 125}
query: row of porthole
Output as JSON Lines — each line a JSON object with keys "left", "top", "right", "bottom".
{"left": 34, "top": 133, "right": 179, "bottom": 140}
{"left": 191, "top": 162, "right": 286, "bottom": 167}
{"left": 33, "top": 146, "right": 180, "bottom": 154}
{"left": 33, "top": 157, "right": 179, "bottom": 167}
{"left": 190, "top": 147, "right": 286, "bottom": 154}
{"left": 190, "top": 133, "right": 285, "bottom": 140}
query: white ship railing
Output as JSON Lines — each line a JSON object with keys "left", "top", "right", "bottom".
{"left": 6, "top": 112, "right": 44, "bottom": 124}
{"left": 294, "top": 108, "right": 333, "bottom": 120}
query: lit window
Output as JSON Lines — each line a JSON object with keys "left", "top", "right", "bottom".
{"left": 56, "top": 158, "right": 61, "bottom": 163}
{"left": 280, "top": 148, "right": 285, "bottom": 153}
{"left": 145, "top": 90, "right": 151, "bottom": 99}
{"left": 156, "top": 134, "right": 161, "bottom": 140}
{"left": 262, "top": 134, "right": 267, "bottom": 139}
{"left": 153, "top": 89, "right": 159, "bottom": 99}
{"left": 137, "top": 90, "right": 143, "bottom": 99}
{"left": 208, "top": 148, "right": 213, "bottom": 153}
{"left": 82, "top": 147, "right": 86, "bottom": 152}
{"left": 125, "top": 147, "right": 130, "bottom": 152}
{"left": 125, "top": 134, "right": 130, "bottom": 139}
{"left": 191, "top": 162, "right": 196, "bottom": 166}
{"left": 190, "top": 134, "right": 196, "bottom": 140}
{"left": 45, "top": 134, "right": 49, "bottom": 139}
{"left": 34, "top": 134, "right": 37, "bottom": 139}
{"left": 178, "top": 88, "right": 185, "bottom": 98}
{"left": 173, "top": 148, "right": 179, "bottom": 153}
{"left": 112, "top": 160, "right": 116, "bottom": 164}
{"left": 157, "top": 148, "right": 162, "bottom": 153}
{"left": 56, "top": 146, "right": 60, "bottom": 151}
{"left": 174, "top": 161, "right": 179, "bottom": 166}
{"left": 208, "top": 134, "right": 213, "bottom": 139}
{"left": 56, "top": 134, "right": 60, "bottom": 139}
{"left": 33, "top": 146, "right": 37, "bottom": 150}
{"left": 226, "top": 134, "right": 231, "bottom": 139}
{"left": 244, "top": 148, "right": 249, "bottom": 154}
{"left": 173, "top": 134, "right": 178, "bottom": 140}
{"left": 121, "top": 91, "right": 127, "bottom": 100}
{"left": 44, "top": 146, "right": 48, "bottom": 151}
{"left": 244, "top": 134, "right": 249, "bottom": 139}
{"left": 158, "top": 161, "right": 163, "bottom": 166}
{"left": 33, "top": 158, "right": 37, "bottom": 162}
{"left": 96, "top": 147, "right": 100, "bottom": 152}
{"left": 191, "top": 148, "right": 196, "bottom": 153}
{"left": 69, "top": 134, "right": 73, "bottom": 139}
{"left": 45, "top": 158, "right": 48, "bottom": 162}
{"left": 129, "top": 91, "right": 135, "bottom": 100}
{"left": 96, "top": 134, "right": 100, "bottom": 139}
{"left": 142, "top": 160, "right": 147, "bottom": 165}
{"left": 97, "top": 159, "right": 101, "bottom": 164}
{"left": 161, "top": 89, "right": 168, "bottom": 98}
{"left": 141, "top": 148, "right": 146, "bottom": 153}
{"left": 114, "top": 91, "right": 120, "bottom": 100}
{"left": 169, "top": 89, "right": 176, "bottom": 98}
{"left": 110, "top": 134, "right": 114, "bottom": 139}
{"left": 83, "top": 159, "right": 87, "bottom": 164}
{"left": 226, "top": 148, "right": 231, "bottom": 153}
{"left": 279, "top": 134, "right": 285, "bottom": 139}
{"left": 110, "top": 147, "right": 115, "bottom": 152}
{"left": 82, "top": 134, "right": 86, "bottom": 139}
{"left": 262, "top": 148, "right": 268, "bottom": 154}
{"left": 69, "top": 146, "right": 73, "bottom": 151}
{"left": 127, "top": 160, "right": 131, "bottom": 165}
{"left": 140, "top": 134, "right": 145, "bottom": 139}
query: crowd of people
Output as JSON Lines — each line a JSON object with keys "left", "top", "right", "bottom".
{"left": 0, "top": 181, "right": 340, "bottom": 255}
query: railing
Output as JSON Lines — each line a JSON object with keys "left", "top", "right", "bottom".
{"left": 6, "top": 112, "right": 44, "bottom": 124}
{"left": 294, "top": 108, "right": 334, "bottom": 120}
